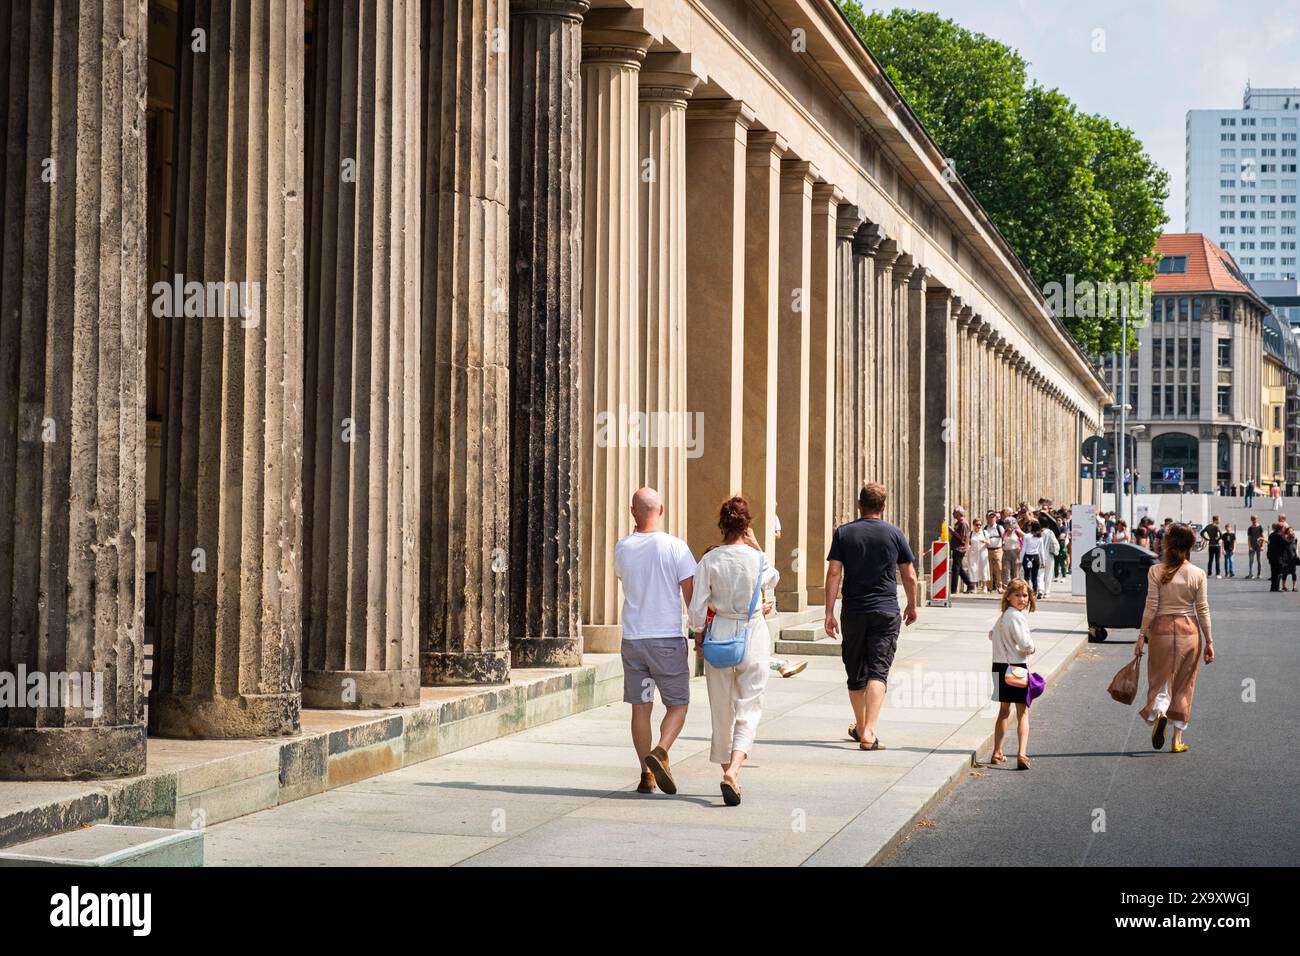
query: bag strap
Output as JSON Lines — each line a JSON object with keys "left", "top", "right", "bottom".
{"left": 747, "top": 555, "right": 766, "bottom": 621}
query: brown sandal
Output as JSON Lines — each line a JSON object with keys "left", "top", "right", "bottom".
{"left": 720, "top": 780, "right": 742, "bottom": 806}
{"left": 989, "top": 753, "right": 1007, "bottom": 765}
{"left": 859, "top": 736, "right": 886, "bottom": 751}
{"left": 848, "top": 724, "right": 861, "bottom": 743}
{"left": 1017, "top": 754, "right": 1031, "bottom": 770}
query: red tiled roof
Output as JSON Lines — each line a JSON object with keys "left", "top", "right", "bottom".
{"left": 1150, "top": 233, "right": 1259, "bottom": 300}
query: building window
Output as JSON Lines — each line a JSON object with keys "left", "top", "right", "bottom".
{"left": 1217, "top": 385, "right": 1232, "bottom": 416}
{"left": 1157, "top": 256, "right": 1188, "bottom": 274}
{"left": 1275, "top": 405, "right": 1283, "bottom": 430}
{"left": 1217, "top": 338, "right": 1231, "bottom": 367}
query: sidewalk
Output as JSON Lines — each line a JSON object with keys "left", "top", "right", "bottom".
{"left": 203, "top": 600, "right": 1089, "bottom": 867}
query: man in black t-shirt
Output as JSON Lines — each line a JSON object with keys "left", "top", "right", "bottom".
{"left": 824, "top": 482, "right": 918, "bottom": 752}
{"left": 1246, "top": 515, "right": 1265, "bottom": 579}
{"left": 1201, "top": 516, "right": 1223, "bottom": 578}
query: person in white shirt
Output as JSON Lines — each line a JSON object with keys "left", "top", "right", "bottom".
{"left": 613, "top": 488, "right": 697, "bottom": 796}
{"left": 984, "top": 511, "right": 1004, "bottom": 592}
{"left": 1020, "top": 520, "right": 1045, "bottom": 598}
{"left": 1039, "top": 524, "right": 1060, "bottom": 597}
{"left": 688, "top": 496, "right": 780, "bottom": 806}
{"left": 988, "top": 579, "right": 1037, "bottom": 770}
{"left": 969, "top": 518, "right": 991, "bottom": 593}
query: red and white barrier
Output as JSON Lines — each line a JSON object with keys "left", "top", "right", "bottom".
{"left": 928, "top": 540, "right": 950, "bottom": 606}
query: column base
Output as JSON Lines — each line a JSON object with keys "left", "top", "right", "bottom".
{"left": 420, "top": 651, "right": 510, "bottom": 687}
{"left": 148, "top": 691, "right": 301, "bottom": 739}
{"left": 805, "top": 586, "right": 826, "bottom": 606}
{"left": 510, "top": 637, "right": 583, "bottom": 669}
{"left": 302, "top": 668, "right": 421, "bottom": 709}
{"left": 776, "top": 589, "right": 809, "bottom": 612}
{"left": 0, "top": 724, "right": 147, "bottom": 781}
{"left": 581, "top": 623, "right": 622, "bottom": 653}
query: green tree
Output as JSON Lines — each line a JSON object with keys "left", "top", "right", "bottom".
{"left": 837, "top": 3, "right": 1168, "bottom": 353}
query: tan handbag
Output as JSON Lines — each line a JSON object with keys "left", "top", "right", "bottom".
{"left": 1107, "top": 656, "right": 1142, "bottom": 706}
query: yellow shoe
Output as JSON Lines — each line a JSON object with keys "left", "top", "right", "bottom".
{"left": 1151, "top": 713, "right": 1168, "bottom": 751}
{"left": 1172, "top": 742, "right": 1189, "bottom": 754}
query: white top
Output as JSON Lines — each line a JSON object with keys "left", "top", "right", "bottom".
{"left": 1002, "top": 526, "right": 1022, "bottom": 551}
{"left": 1021, "top": 533, "right": 1043, "bottom": 557}
{"left": 970, "top": 529, "right": 987, "bottom": 551}
{"left": 613, "top": 531, "right": 697, "bottom": 640}
{"left": 687, "top": 544, "right": 780, "bottom": 641}
{"left": 989, "top": 607, "right": 1036, "bottom": 664}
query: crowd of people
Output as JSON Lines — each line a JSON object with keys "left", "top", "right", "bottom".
{"left": 947, "top": 499, "right": 1071, "bottom": 600}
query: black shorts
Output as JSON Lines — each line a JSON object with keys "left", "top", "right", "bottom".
{"left": 840, "top": 611, "right": 901, "bottom": 691}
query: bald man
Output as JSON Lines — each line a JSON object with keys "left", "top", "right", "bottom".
{"left": 613, "top": 487, "right": 697, "bottom": 795}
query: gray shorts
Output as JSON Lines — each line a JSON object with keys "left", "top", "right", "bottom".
{"left": 621, "top": 637, "right": 690, "bottom": 706}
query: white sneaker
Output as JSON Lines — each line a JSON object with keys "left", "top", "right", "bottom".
{"left": 778, "top": 660, "right": 808, "bottom": 678}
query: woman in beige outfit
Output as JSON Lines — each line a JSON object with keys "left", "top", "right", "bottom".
{"left": 1135, "top": 523, "right": 1216, "bottom": 753}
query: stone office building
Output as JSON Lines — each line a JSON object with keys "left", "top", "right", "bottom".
{"left": 0, "top": 0, "right": 1107, "bottom": 780}
{"left": 1100, "top": 233, "right": 1270, "bottom": 493}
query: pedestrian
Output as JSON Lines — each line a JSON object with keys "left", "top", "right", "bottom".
{"left": 1133, "top": 521, "right": 1149, "bottom": 550}
{"left": 1039, "top": 521, "right": 1060, "bottom": 597}
{"left": 1053, "top": 527, "right": 1070, "bottom": 582}
{"left": 823, "top": 482, "right": 919, "bottom": 752}
{"left": 1112, "top": 519, "right": 1130, "bottom": 544}
{"left": 987, "top": 578, "right": 1037, "bottom": 771}
{"left": 1246, "top": 515, "right": 1265, "bottom": 579}
{"left": 1272, "top": 481, "right": 1283, "bottom": 511}
{"left": 613, "top": 487, "right": 697, "bottom": 795}
{"left": 1135, "top": 523, "right": 1215, "bottom": 754}
{"left": 688, "top": 496, "right": 779, "bottom": 806}
{"left": 969, "top": 517, "right": 991, "bottom": 593}
{"left": 1201, "top": 515, "right": 1223, "bottom": 579}
{"left": 1244, "top": 478, "right": 1255, "bottom": 509}
{"left": 1285, "top": 526, "right": 1299, "bottom": 593}
{"left": 1267, "top": 522, "right": 1288, "bottom": 592}
{"left": 949, "top": 506, "right": 975, "bottom": 595}
{"left": 984, "top": 511, "right": 1005, "bottom": 592}
{"left": 1002, "top": 517, "right": 1023, "bottom": 582}
{"left": 1222, "top": 523, "right": 1237, "bottom": 578}
{"left": 1021, "top": 520, "right": 1045, "bottom": 599}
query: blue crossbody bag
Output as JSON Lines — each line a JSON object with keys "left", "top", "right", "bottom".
{"left": 701, "top": 555, "right": 765, "bottom": 669}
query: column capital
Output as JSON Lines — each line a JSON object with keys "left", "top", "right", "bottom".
{"left": 852, "top": 221, "right": 885, "bottom": 257}
{"left": 876, "top": 237, "right": 902, "bottom": 269}
{"left": 955, "top": 304, "right": 973, "bottom": 328}
{"left": 746, "top": 128, "right": 788, "bottom": 163}
{"left": 779, "top": 158, "right": 820, "bottom": 188}
{"left": 640, "top": 52, "right": 703, "bottom": 106}
{"left": 893, "top": 252, "right": 915, "bottom": 281}
{"left": 908, "top": 266, "right": 929, "bottom": 291}
{"left": 512, "top": 0, "right": 589, "bottom": 20}
{"left": 975, "top": 320, "right": 993, "bottom": 341}
{"left": 582, "top": 8, "right": 652, "bottom": 66}
{"left": 836, "top": 203, "right": 864, "bottom": 239}
{"left": 686, "top": 98, "right": 756, "bottom": 137}
{"left": 812, "top": 181, "right": 846, "bottom": 207}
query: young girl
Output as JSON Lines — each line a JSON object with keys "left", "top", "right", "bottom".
{"left": 988, "top": 579, "right": 1037, "bottom": 770}
{"left": 1021, "top": 520, "right": 1044, "bottom": 599}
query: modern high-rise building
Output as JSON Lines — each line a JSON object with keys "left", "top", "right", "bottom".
{"left": 1186, "top": 84, "right": 1300, "bottom": 330}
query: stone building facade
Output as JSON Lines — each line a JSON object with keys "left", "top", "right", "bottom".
{"left": 0, "top": 0, "right": 1106, "bottom": 780}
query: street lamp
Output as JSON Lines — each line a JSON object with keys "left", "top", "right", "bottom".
{"left": 1128, "top": 424, "right": 1146, "bottom": 528}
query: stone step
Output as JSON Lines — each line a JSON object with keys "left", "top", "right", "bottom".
{"left": 779, "top": 622, "right": 828, "bottom": 643}
{"left": 774, "top": 636, "right": 841, "bottom": 657}
{"left": 0, "top": 825, "right": 202, "bottom": 867}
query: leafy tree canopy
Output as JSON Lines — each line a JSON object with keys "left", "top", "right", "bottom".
{"left": 838, "top": 4, "right": 1169, "bottom": 353}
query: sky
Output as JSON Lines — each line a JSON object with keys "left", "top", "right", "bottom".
{"left": 872, "top": 0, "right": 1300, "bottom": 229}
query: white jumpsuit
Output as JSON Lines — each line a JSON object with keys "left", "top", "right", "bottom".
{"left": 688, "top": 544, "right": 780, "bottom": 764}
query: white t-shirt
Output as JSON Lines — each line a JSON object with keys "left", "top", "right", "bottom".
{"left": 613, "top": 531, "right": 697, "bottom": 640}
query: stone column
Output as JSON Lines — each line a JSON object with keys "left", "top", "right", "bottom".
{"left": 891, "top": 255, "right": 913, "bottom": 542}
{"left": 685, "top": 100, "right": 752, "bottom": 555}
{"left": 301, "top": 0, "right": 421, "bottom": 707}
{"left": 874, "top": 241, "right": 900, "bottom": 519}
{"left": 966, "top": 316, "right": 984, "bottom": 512}
{"left": 154, "top": 0, "right": 304, "bottom": 738}
{"left": 509, "top": 0, "right": 587, "bottom": 668}
{"left": 833, "top": 206, "right": 864, "bottom": 526}
{"left": 638, "top": 55, "right": 699, "bottom": 544}
{"left": 905, "top": 267, "right": 928, "bottom": 557}
{"left": 952, "top": 308, "right": 971, "bottom": 515}
{"left": 420, "top": 0, "right": 512, "bottom": 685}
{"left": 0, "top": 0, "right": 148, "bottom": 778}
{"left": 922, "top": 291, "right": 955, "bottom": 553}
{"left": 807, "top": 182, "right": 841, "bottom": 603}
{"left": 742, "top": 131, "right": 785, "bottom": 558}
{"left": 774, "top": 159, "right": 816, "bottom": 611}
{"left": 577, "top": 17, "right": 651, "bottom": 648}
{"left": 854, "top": 224, "right": 884, "bottom": 492}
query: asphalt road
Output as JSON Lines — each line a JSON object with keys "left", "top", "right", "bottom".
{"left": 884, "top": 574, "right": 1300, "bottom": 866}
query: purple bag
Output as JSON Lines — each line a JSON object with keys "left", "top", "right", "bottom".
{"left": 1025, "top": 672, "right": 1046, "bottom": 708}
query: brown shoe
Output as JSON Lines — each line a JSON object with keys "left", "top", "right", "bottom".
{"left": 645, "top": 746, "right": 677, "bottom": 795}
{"left": 636, "top": 771, "right": 656, "bottom": 794}
{"left": 779, "top": 660, "right": 808, "bottom": 678}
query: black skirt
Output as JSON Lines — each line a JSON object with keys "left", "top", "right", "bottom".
{"left": 992, "top": 662, "right": 1029, "bottom": 704}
